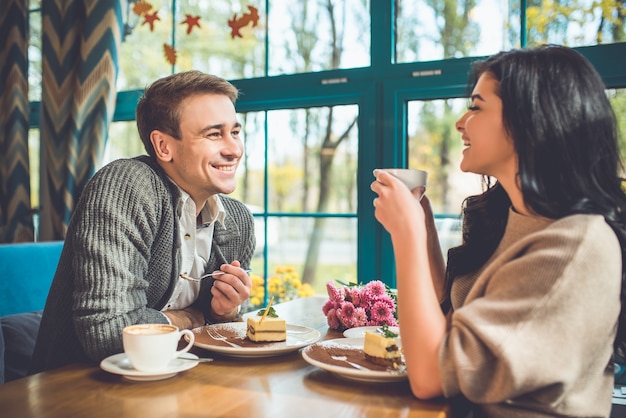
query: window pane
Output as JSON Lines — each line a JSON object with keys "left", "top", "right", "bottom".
{"left": 231, "top": 105, "right": 359, "bottom": 301}
{"left": 118, "top": 0, "right": 173, "bottom": 90}
{"left": 232, "top": 111, "right": 267, "bottom": 208}
{"left": 396, "top": 0, "right": 518, "bottom": 63}
{"left": 526, "top": 1, "right": 626, "bottom": 47}
{"left": 264, "top": 216, "right": 357, "bottom": 293}
{"left": 268, "top": 0, "right": 370, "bottom": 75}
{"left": 28, "top": 128, "right": 40, "bottom": 210}
{"left": 266, "top": 106, "right": 359, "bottom": 213}
{"left": 247, "top": 216, "right": 357, "bottom": 310}
{"left": 101, "top": 121, "right": 145, "bottom": 166}
{"left": 28, "top": 6, "right": 42, "bottom": 102}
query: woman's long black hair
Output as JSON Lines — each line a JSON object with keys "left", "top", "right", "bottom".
{"left": 446, "top": 45, "right": 626, "bottom": 354}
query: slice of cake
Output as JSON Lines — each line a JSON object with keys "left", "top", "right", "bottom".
{"left": 363, "top": 327, "right": 401, "bottom": 368}
{"left": 246, "top": 306, "right": 287, "bottom": 342}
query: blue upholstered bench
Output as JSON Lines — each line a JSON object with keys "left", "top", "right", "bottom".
{"left": 0, "top": 241, "right": 63, "bottom": 383}
{"left": 0, "top": 241, "right": 63, "bottom": 317}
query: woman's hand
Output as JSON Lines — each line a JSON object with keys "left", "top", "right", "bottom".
{"left": 371, "top": 169, "right": 427, "bottom": 237}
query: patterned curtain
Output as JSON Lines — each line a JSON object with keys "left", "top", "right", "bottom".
{"left": 38, "top": 0, "right": 122, "bottom": 241}
{"left": 0, "top": 0, "right": 33, "bottom": 243}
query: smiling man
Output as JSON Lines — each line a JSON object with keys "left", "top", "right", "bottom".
{"left": 31, "top": 71, "right": 256, "bottom": 372}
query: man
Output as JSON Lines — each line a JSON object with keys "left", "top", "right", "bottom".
{"left": 31, "top": 71, "right": 255, "bottom": 372}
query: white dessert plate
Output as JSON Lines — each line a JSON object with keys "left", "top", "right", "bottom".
{"left": 302, "top": 337, "right": 407, "bottom": 383}
{"left": 100, "top": 352, "right": 200, "bottom": 381}
{"left": 190, "top": 322, "right": 321, "bottom": 358}
{"left": 342, "top": 326, "right": 399, "bottom": 339}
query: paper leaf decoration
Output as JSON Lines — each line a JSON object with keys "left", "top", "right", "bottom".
{"left": 181, "top": 14, "right": 201, "bottom": 35}
{"left": 228, "top": 5, "right": 259, "bottom": 39}
{"left": 164, "top": 44, "right": 177, "bottom": 65}
{"left": 142, "top": 11, "right": 160, "bottom": 32}
{"left": 133, "top": 1, "right": 152, "bottom": 16}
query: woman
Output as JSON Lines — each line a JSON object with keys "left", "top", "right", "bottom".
{"left": 371, "top": 45, "right": 626, "bottom": 417}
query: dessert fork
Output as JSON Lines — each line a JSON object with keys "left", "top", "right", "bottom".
{"left": 330, "top": 355, "right": 370, "bottom": 371}
{"left": 180, "top": 269, "right": 252, "bottom": 283}
{"left": 206, "top": 327, "right": 241, "bottom": 348}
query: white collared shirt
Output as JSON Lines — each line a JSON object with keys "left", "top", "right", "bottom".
{"left": 162, "top": 187, "right": 225, "bottom": 312}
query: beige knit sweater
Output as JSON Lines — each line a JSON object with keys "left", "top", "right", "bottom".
{"left": 439, "top": 209, "right": 621, "bottom": 417}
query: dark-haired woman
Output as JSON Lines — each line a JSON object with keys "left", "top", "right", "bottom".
{"left": 371, "top": 45, "right": 626, "bottom": 417}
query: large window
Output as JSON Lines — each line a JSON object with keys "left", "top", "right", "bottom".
{"left": 28, "top": 1, "right": 626, "bottom": 298}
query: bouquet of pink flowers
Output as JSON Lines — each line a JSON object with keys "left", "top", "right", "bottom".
{"left": 322, "top": 280, "right": 398, "bottom": 331}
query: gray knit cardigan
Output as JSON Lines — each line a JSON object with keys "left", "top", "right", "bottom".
{"left": 31, "top": 156, "right": 255, "bottom": 372}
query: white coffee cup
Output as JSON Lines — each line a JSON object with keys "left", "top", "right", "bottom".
{"left": 122, "top": 324, "right": 195, "bottom": 373}
{"left": 378, "top": 168, "right": 428, "bottom": 191}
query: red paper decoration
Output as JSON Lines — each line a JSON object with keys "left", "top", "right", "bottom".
{"left": 227, "top": 6, "right": 259, "bottom": 39}
{"left": 181, "top": 14, "right": 201, "bottom": 35}
{"left": 163, "top": 44, "right": 177, "bottom": 65}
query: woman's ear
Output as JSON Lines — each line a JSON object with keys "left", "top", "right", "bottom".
{"left": 150, "top": 130, "right": 173, "bottom": 162}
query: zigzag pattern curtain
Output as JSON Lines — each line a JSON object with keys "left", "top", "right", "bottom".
{"left": 38, "top": 0, "right": 122, "bottom": 241}
{"left": 0, "top": 0, "right": 33, "bottom": 243}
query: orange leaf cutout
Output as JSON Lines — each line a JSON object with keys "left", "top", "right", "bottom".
{"left": 133, "top": 1, "right": 152, "bottom": 16}
{"left": 163, "top": 44, "right": 177, "bottom": 65}
{"left": 142, "top": 11, "right": 160, "bottom": 31}
{"left": 228, "top": 5, "right": 259, "bottom": 39}
{"left": 181, "top": 14, "right": 201, "bottom": 35}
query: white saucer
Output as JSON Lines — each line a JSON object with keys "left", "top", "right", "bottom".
{"left": 342, "top": 326, "right": 399, "bottom": 339}
{"left": 100, "top": 352, "right": 200, "bottom": 381}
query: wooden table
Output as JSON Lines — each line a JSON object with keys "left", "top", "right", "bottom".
{"left": 0, "top": 296, "right": 451, "bottom": 417}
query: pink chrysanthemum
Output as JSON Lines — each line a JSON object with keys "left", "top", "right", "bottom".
{"left": 326, "top": 281, "right": 344, "bottom": 302}
{"left": 337, "top": 302, "right": 356, "bottom": 329}
{"left": 352, "top": 306, "right": 368, "bottom": 327}
{"left": 363, "top": 280, "right": 387, "bottom": 301}
{"left": 370, "top": 300, "right": 398, "bottom": 326}
{"left": 322, "top": 299, "right": 337, "bottom": 316}
{"left": 376, "top": 295, "right": 395, "bottom": 312}
{"left": 326, "top": 308, "right": 341, "bottom": 329}
{"left": 345, "top": 287, "right": 362, "bottom": 307}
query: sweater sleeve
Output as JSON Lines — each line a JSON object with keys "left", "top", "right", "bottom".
{"left": 69, "top": 159, "right": 175, "bottom": 361}
{"left": 439, "top": 215, "right": 621, "bottom": 409}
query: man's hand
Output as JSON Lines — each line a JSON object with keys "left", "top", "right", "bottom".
{"left": 207, "top": 260, "right": 252, "bottom": 322}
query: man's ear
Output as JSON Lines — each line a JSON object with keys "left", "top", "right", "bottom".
{"left": 150, "top": 130, "right": 173, "bottom": 162}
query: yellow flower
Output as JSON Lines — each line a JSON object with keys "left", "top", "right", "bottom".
{"left": 298, "top": 283, "right": 315, "bottom": 297}
{"left": 248, "top": 265, "right": 314, "bottom": 310}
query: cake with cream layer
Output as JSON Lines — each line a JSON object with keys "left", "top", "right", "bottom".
{"left": 363, "top": 331, "right": 401, "bottom": 368}
{"left": 246, "top": 316, "right": 287, "bottom": 342}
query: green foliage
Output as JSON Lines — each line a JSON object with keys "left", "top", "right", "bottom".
{"left": 525, "top": 0, "right": 626, "bottom": 46}
{"left": 256, "top": 306, "right": 278, "bottom": 318}
{"left": 380, "top": 324, "right": 399, "bottom": 339}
